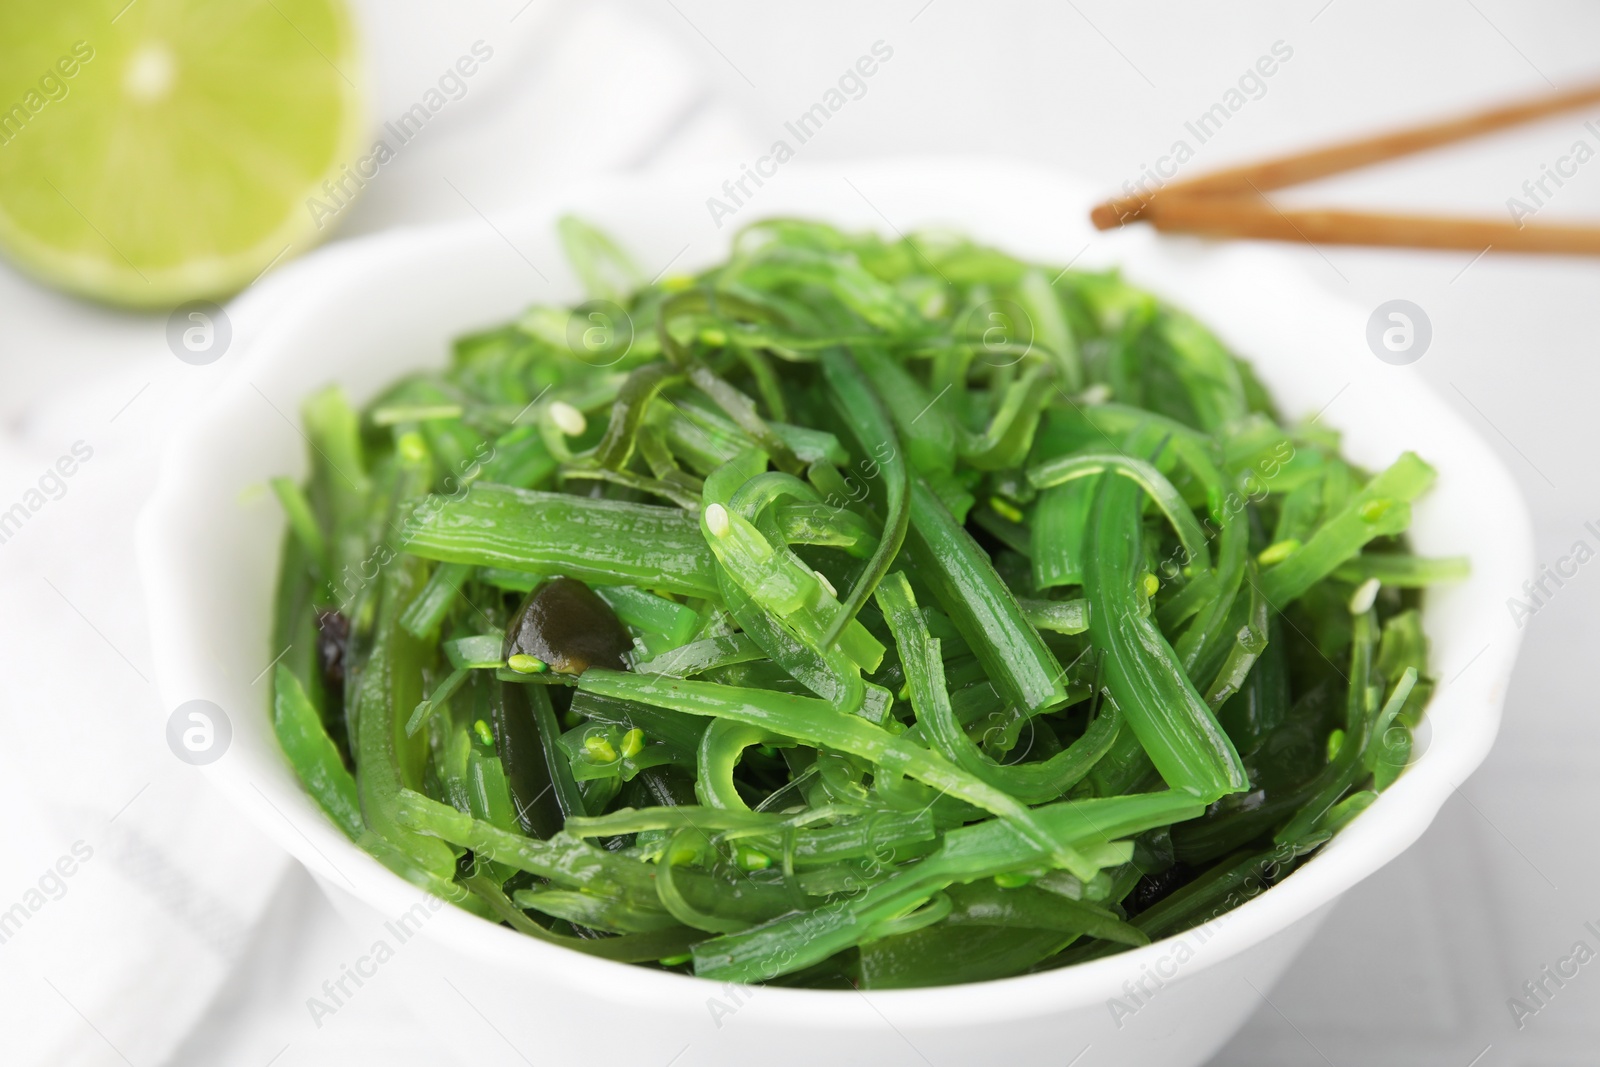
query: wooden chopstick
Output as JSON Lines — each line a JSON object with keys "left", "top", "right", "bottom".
{"left": 1142, "top": 196, "right": 1600, "bottom": 255}
{"left": 1091, "top": 79, "right": 1600, "bottom": 230}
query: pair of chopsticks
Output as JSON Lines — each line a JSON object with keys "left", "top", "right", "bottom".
{"left": 1091, "top": 81, "right": 1600, "bottom": 254}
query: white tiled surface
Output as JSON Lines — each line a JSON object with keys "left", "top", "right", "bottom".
{"left": 4, "top": 2, "right": 1599, "bottom": 1064}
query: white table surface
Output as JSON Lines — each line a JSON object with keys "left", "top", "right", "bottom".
{"left": 5, "top": 2, "right": 1599, "bottom": 1064}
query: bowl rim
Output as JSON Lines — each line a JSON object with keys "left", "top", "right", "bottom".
{"left": 136, "top": 158, "right": 1533, "bottom": 1029}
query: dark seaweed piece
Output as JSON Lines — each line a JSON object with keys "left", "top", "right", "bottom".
{"left": 315, "top": 609, "right": 351, "bottom": 689}
{"left": 504, "top": 577, "right": 633, "bottom": 675}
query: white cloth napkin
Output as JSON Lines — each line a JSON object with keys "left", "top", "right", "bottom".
{"left": 0, "top": 5, "right": 716, "bottom": 1064}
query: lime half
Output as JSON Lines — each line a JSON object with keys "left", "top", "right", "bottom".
{"left": 0, "top": 0, "right": 366, "bottom": 307}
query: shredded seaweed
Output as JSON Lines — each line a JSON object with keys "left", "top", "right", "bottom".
{"left": 268, "top": 217, "right": 1460, "bottom": 987}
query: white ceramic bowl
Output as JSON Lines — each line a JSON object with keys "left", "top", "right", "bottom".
{"left": 138, "top": 160, "right": 1532, "bottom": 1067}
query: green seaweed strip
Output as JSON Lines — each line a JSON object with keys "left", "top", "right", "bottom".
{"left": 818, "top": 346, "right": 910, "bottom": 646}
{"left": 877, "top": 573, "right": 1118, "bottom": 805}
{"left": 1031, "top": 480, "right": 1096, "bottom": 589}
{"left": 401, "top": 484, "right": 717, "bottom": 597}
{"left": 905, "top": 479, "right": 1067, "bottom": 714}
{"left": 1084, "top": 471, "right": 1247, "bottom": 801}
{"left": 273, "top": 666, "right": 362, "bottom": 838}
{"left": 399, "top": 561, "right": 471, "bottom": 639}
{"left": 1259, "top": 453, "right": 1435, "bottom": 608}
